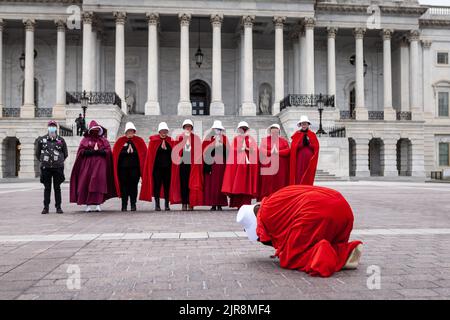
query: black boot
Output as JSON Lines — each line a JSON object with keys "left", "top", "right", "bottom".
{"left": 217, "top": 206, "right": 223, "bottom": 211}
{"left": 211, "top": 206, "right": 217, "bottom": 211}
{"left": 56, "top": 207, "right": 64, "bottom": 214}
{"left": 182, "top": 204, "right": 187, "bottom": 211}
{"left": 155, "top": 198, "right": 161, "bottom": 211}
{"left": 164, "top": 199, "right": 170, "bottom": 211}
{"left": 41, "top": 207, "right": 49, "bottom": 214}
{"left": 130, "top": 204, "right": 137, "bottom": 212}
{"left": 121, "top": 197, "right": 127, "bottom": 212}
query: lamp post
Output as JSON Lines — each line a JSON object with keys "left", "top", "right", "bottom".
{"left": 316, "top": 93, "right": 327, "bottom": 135}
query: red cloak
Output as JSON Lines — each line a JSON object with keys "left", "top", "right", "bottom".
{"left": 170, "top": 132, "right": 203, "bottom": 207}
{"left": 221, "top": 134, "right": 258, "bottom": 207}
{"left": 69, "top": 120, "right": 117, "bottom": 205}
{"left": 258, "top": 135, "right": 290, "bottom": 201}
{"left": 112, "top": 135, "right": 148, "bottom": 197}
{"left": 289, "top": 130, "right": 319, "bottom": 185}
{"left": 256, "top": 185, "right": 362, "bottom": 277}
{"left": 139, "top": 135, "right": 174, "bottom": 202}
{"left": 202, "top": 134, "right": 229, "bottom": 206}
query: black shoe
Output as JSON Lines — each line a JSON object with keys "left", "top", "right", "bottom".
{"left": 182, "top": 204, "right": 187, "bottom": 211}
{"left": 121, "top": 207, "right": 127, "bottom": 212}
{"left": 131, "top": 205, "right": 137, "bottom": 212}
{"left": 217, "top": 206, "right": 223, "bottom": 211}
{"left": 56, "top": 207, "right": 64, "bottom": 214}
{"left": 164, "top": 200, "right": 170, "bottom": 211}
{"left": 155, "top": 198, "right": 161, "bottom": 211}
{"left": 41, "top": 208, "right": 49, "bottom": 215}
{"left": 211, "top": 206, "right": 217, "bottom": 211}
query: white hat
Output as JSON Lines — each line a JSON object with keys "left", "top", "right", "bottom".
{"left": 297, "top": 115, "right": 311, "bottom": 126}
{"left": 237, "top": 121, "right": 249, "bottom": 129}
{"left": 236, "top": 204, "right": 258, "bottom": 241}
{"left": 268, "top": 123, "right": 280, "bottom": 130}
{"left": 124, "top": 122, "right": 137, "bottom": 134}
{"left": 182, "top": 119, "right": 194, "bottom": 128}
{"left": 157, "top": 122, "right": 169, "bottom": 132}
{"left": 211, "top": 120, "right": 225, "bottom": 131}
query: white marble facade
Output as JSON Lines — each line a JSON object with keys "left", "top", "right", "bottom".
{"left": 0, "top": 0, "right": 450, "bottom": 179}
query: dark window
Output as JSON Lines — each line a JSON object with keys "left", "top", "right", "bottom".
{"left": 439, "top": 143, "right": 449, "bottom": 166}
{"left": 438, "top": 92, "right": 449, "bottom": 117}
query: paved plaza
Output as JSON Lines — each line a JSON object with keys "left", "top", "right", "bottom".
{"left": 0, "top": 180, "right": 449, "bottom": 300}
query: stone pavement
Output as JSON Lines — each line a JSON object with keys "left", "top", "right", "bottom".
{"left": 0, "top": 181, "right": 450, "bottom": 300}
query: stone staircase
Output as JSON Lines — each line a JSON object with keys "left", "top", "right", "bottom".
{"left": 118, "top": 114, "right": 287, "bottom": 143}
{"left": 315, "top": 169, "right": 347, "bottom": 181}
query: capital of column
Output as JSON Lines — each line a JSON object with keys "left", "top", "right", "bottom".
{"left": 179, "top": 13, "right": 191, "bottom": 26}
{"left": 23, "top": 19, "right": 35, "bottom": 32}
{"left": 353, "top": 28, "right": 366, "bottom": 39}
{"left": 381, "top": 29, "right": 393, "bottom": 40}
{"left": 82, "top": 12, "right": 94, "bottom": 24}
{"left": 211, "top": 14, "right": 223, "bottom": 28}
{"left": 273, "top": 16, "right": 286, "bottom": 29}
{"left": 422, "top": 39, "right": 432, "bottom": 49}
{"left": 303, "top": 17, "right": 315, "bottom": 30}
{"left": 408, "top": 30, "right": 420, "bottom": 42}
{"left": 146, "top": 12, "right": 160, "bottom": 26}
{"left": 114, "top": 12, "right": 127, "bottom": 25}
{"left": 327, "top": 27, "right": 338, "bottom": 39}
{"left": 241, "top": 15, "right": 255, "bottom": 28}
{"left": 0, "top": 19, "right": 5, "bottom": 32}
{"left": 55, "top": 19, "right": 66, "bottom": 32}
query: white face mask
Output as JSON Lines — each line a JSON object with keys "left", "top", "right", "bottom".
{"left": 48, "top": 127, "right": 57, "bottom": 134}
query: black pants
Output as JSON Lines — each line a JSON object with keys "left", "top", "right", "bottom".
{"left": 180, "top": 163, "right": 191, "bottom": 205}
{"left": 40, "top": 167, "right": 65, "bottom": 209}
{"left": 153, "top": 166, "right": 171, "bottom": 201}
{"left": 118, "top": 167, "right": 140, "bottom": 208}
{"left": 76, "top": 125, "right": 83, "bottom": 136}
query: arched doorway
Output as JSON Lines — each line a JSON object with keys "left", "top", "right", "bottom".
{"left": 369, "top": 138, "right": 384, "bottom": 176}
{"left": 348, "top": 138, "right": 356, "bottom": 177}
{"left": 190, "top": 79, "right": 210, "bottom": 115}
{"left": 2, "top": 137, "right": 21, "bottom": 178}
{"left": 397, "top": 139, "right": 412, "bottom": 176}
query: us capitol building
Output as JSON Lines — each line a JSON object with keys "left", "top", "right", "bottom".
{"left": 0, "top": 0, "right": 449, "bottom": 181}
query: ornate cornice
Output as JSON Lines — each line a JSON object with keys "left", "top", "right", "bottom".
{"left": 327, "top": 27, "right": 338, "bottom": 39}
{"left": 146, "top": 13, "right": 159, "bottom": 26}
{"left": 353, "top": 28, "right": 366, "bottom": 39}
{"left": 315, "top": 3, "right": 428, "bottom": 16}
{"left": 23, "top": 19, "right": 35, "bottom": 31}
{"left": 273, "top": 16, "right": 286, "bottom": 29}
{"left": 420, "top": 19, "right": 450, "bottom": 28}
{"left": 211, "top": 14, "right": 223, "bottom": 28}
{"left": 113, "top": 12, "right": 127, "bottom": 25}
{"left": 241, "top": 15, "right": 255, "bottom": 28}
{"left": 179, "top": 13, "right": 191, "bottom": 27}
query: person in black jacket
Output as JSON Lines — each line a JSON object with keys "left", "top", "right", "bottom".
{"left": 35, "top": 120, "right": 68, "bottom": 214}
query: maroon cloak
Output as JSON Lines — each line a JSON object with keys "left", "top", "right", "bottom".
{"left": 289, "top": 129, "right": 319, "bottom": 185}
{"left": 258, "top": 135, "right": 290, "bottom": 201}
{"left": 202, "top": 134, "right": 229, "bottom": 207}
{"left": 256, "top": 185, "right": 362, "bottom": 277}
{"left": 70, "top": 120, "right": 117, "bottom": 205}
{"left": 221, "top": 134, "right": 258, "bottom": 208}
{"left": 139, "top": 134, "right": 174, "bottom": 202}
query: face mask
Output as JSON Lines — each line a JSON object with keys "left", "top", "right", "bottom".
{"left": 48, "top": 127, "right": 57, "bottom": 134}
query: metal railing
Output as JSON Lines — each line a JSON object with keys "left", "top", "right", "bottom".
{"left": 396, "top": 111, "right": 412, "bottom": 121}
{"left": 66, "top": 91, "right": 122, "bottom": 108}
{"left": 59, "top": 124, "right": 74, "bottom": 137}
{"left": 1, "top": 107, "right": 53, "bottom": 118}
{"left": 368, "top": 111, "right": 384, "bottom": 121}
{"left": 327, "top": 126, "right": 346, "bottom": 138}
{"left": 340, "top": 110, "right": 355, "bottom": 120}
{"left": 35, "top": 108, "right": 53, "bottom": 118}
{"left": 280, "top": 94, "right": 335, "bottom": 111}
{"left": 2, "top": 108, "right": 20, "bottom": 117}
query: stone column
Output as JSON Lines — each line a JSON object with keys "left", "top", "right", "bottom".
{"left": 422, "top": 40, "right": 433, "bottom": 118}
{"left": 53, "top": 19, "right": 66, "bottom": 119}
{"left": 298, "top": 28, "right": 306, "bottom": 94}
{"left": 82, "top": 12, "right": 93, "bottom": 92}
{"left": 0, "top": 20, "right": 4, "bottom": 117}
{"left": 399, "top": 37, "right": 410, "bottom": 112}
{"left": 304, "top": 18, "right": 315, "bottom": 95}
{"left": 210, "top": 14, "right": 225, "bottom": 115}
{"left": 383, "top": 137, "right": 399, "bottom": 177}
{"left": 409, "top": 30, "right": 422, "bottom": 120}
{"left": 240, "top": 15, "right": 256, "bottom": 115}
{"left": 327, "top": 27, "right": 337, "bottom": 98}
{"left": 20, "top": 19, "right": 36, "bottom": 118}
{"left": 273, "top": 16, "right": 285, "bottom": 115}
{"left": 382, "top": 29, "right": 396, "bottom": 121}
{"left": 354, "top": 138, "right": 370, "bottom": 177}
{"left": 239, "top": 28, "right": 244, "bottom": 112}
{"left": 354, "top": 28, "right": 368, "bottom": 121}
{"left": 96, "top": 30, "right": 102, "bottom": 91}
{"left": 145, "top": 13, "right": 161, "bottom": 115}
{"left": 91, "top": 21, "right": 97, "bottom": 91}
{"left": 177, "top": 13, "right": 192, "bottom": 115}
{"left": 291, "top": 32, "right": 299, "bottom": 94}
{"left": 114, "top": 12, "right": 127, "bottom": 113}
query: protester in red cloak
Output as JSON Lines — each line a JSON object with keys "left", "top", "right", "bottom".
{"left": 258, "top": 124, "right": 290, "bottom": 201}
{"left": 170, "top": 119, "right": 203, "bottom": 211}
{"left": 222, "top": 121, "right": 258, "bottom": 208}
{"left": 289, "top": 116, "right": 319, "bottom": 186}
{"left": 237, "top": 185, "right": 363, "bottom": 277}
{"left": 139, "top": 122, "right": 174, "bottom": 211}
{"left": 112, "top": 122, "right": 147, "bottom": 212}
{"left": 202, "top": 120, "right": 229, "bottom": 211}
{"left": 70, "top": 120, "right": 116, "bottom": 212}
